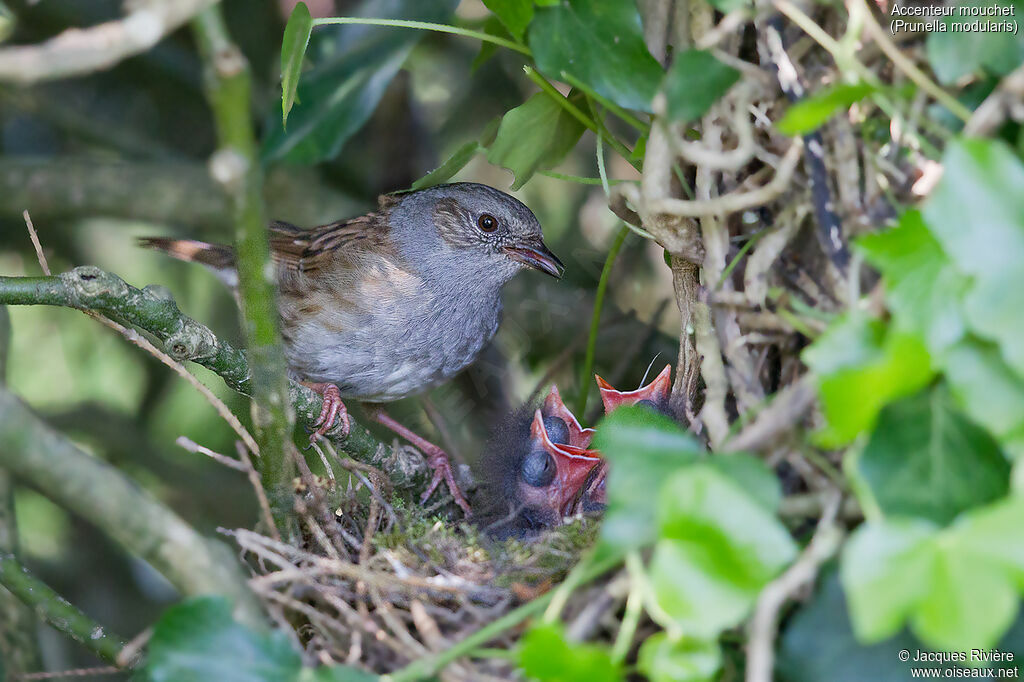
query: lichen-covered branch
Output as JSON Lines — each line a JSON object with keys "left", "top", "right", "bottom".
{"left": 0, "top": 386, "right": 264, "bottom": 626}
{"left": 192, "top": 7, "right": 295, "bottom": 496}
{"left": 0, "top": 553, "right": 128, "bottom": 666}
{"left": 0, "top": 268, "right": 428, "bottom": 490}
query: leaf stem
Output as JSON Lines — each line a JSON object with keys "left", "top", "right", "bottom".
{"left": 575, "top": 225, "right": 629, "bottom": 421}
{"left": 312, "top": 17, "right": 532, "bottom": 56}
{"left": 560, "top": 71, "right": 651, "bottom": 133}
{"left": 523, "top": 66, "right": 640, "bottom": 171}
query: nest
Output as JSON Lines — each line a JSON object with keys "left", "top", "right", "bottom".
{"left": 229, "top": 438, "right": 601, "bottom": 679}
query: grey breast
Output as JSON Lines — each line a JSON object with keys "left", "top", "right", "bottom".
{"left": 281, "top": 251, "right": 503, "bottom": 403}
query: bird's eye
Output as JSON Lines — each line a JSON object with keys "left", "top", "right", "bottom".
{"left": 477, "top": 213, "right": 498, "bottom": 232}
{"left": 522, "top": 449, "right": 556, "bottom": 487}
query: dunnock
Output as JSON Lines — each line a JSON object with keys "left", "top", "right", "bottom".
{"left": 142, "top": 182, "right": 563, "bottom": 514}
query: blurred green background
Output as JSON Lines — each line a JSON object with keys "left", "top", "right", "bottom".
{"left": 0, "top": 0, "right": 678, "bottom": 669}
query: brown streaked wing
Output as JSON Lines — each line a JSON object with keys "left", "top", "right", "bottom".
{"left": 269, "top": 213, "right": 389, "bottom": 277}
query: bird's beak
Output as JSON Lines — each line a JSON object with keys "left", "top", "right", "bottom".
{"left": 504, "top": 242, "right": 564, "bottom": 279}
{"left": 530, "top": 410, "right": 603, "bottom": 517}
{"left": 596, "top": 364, "right": 673, "bottom": 414}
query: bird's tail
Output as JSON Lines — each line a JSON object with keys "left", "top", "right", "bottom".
{"left": 138, "top": 237, "right": 238, "bottom": 288}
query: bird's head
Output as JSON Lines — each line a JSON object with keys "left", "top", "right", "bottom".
{"left": 392, "top": 183, "right": 563, "bottom": 283}
{"left": 478, "top": 386, "right": 602, "bottom": 539}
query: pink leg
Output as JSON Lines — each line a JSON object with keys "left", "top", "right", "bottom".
{"left": 303, "top": 382, "right": 351, "bottom": 442}
{"left": 367, "top": 408, "right": 471, "bottom": 515}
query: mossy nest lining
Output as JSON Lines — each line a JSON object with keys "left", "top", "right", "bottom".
{"left": 228, "top": 438, "right": 602, "bottom": 678}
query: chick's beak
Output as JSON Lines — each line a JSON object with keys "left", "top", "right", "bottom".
{"left": 529, "top": 411, "right": 603, "bottom": 517}
{"left": 504, "top": 242, "right": 564, "bottom": 279}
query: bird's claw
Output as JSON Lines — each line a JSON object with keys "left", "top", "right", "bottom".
{"left": 310, "top": 383, "right": 350, "bottom": 443}
{"left": 420, "top": 446, "right": 472, "bottom": 516}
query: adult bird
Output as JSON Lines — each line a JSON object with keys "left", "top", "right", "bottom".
{"left": 141, "top": 182, "right": 563, "bottom": 514}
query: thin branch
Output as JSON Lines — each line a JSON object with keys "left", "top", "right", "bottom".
{"left": 0, "top": 0, "right": 217, "bottom": 84}
{"left": 0, "top": 387, "right": 264, "bottom": 626}
{"left": 192, "top": 7, "right": 295, "bottom": 499}
{"left": 747, "top": 491, "right": 844, "bottom": 682}
{"left": 0, "top": 268, "right": 429, "bottom": 492}
{"left": 725, "top": 377, "right": 816, "bottom": 451}
{"left": 0, "top": 553, "right": 129, "bottom": 667}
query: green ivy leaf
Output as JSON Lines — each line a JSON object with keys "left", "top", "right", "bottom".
{"left": 840, "top": 520, "right": 939, "bottom": 643}
{"left": 778, "top": 570, "right": 960, "bottom": 682}
{"left": 486, "top": 91, "right": 586, "bottom": 190}
{"left": 411, "top": 141, "right": 480, "bottom": 190}
{"left": 857, "top": 210, "right": 969, "bottom": 357}
{"left": 855, "top": 387, "right": 1009, "bottom": 525}
{"left": 649, "top": 465, "right": 797, "bottom": 638}
{"left": 803, "top": 313, "right": 934, "bottom": 447}
{"left": 482, "top": 0, "right": 533, "bottom": 41}
{"left": 263, "top": 0, "right": 458, "bottom": 163}
{"left": 705, "top": 453, "right": 782, "bottom": 513}
{"left": 518, "top": 624, "right": 622, "bottom": 682}
{"left": 143, "top": 597, "right": 302, "bottom": 682}
{"left": 637, "top": 633, "right": 721, "bottom": 682}
{"left": 777, "top": 82, "right": 876, "bottom": 135}
{"left": 528, "top": 0, "right": 663, "bottom": 113}
{"left": 591, "top": 406, "right": 701, "bottom": 550}
{"left": 926, "top": 0, "right": 1024, "bottom": 85}
{"left": 922, "top": 139, "right": 1024, "bottom": 378}
{"left": 280, "top": 1, "right": 313, "bottom": 127}
{"left": 842, "top": 497, "right": 1024, "bottom": 650}
{"left": 662, "top": 49, "right": 740, "bottom": 123}
{"left": 944, "top": 340, "right": 1024, "bottom": 459}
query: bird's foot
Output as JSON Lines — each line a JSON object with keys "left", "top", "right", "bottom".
{"left": 304, "top": 382, "right": 351, "bottom": 442}
{"left": 368, "top": 409, "right": 471, "bottom": 515}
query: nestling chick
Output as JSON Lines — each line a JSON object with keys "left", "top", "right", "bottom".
{"left": 480, "top": 366, "right": 674, "bottom": 538}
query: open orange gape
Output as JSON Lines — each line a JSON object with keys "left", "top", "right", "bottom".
{"left": 482, "top": 365, "right": 674, "bottom": 538}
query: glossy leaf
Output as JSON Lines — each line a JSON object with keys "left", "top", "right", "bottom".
{"left": 591, "top": 406, "right": 701, "bottom": 550}
{"left": 922, "top": 139, "right": 1024, "bottom": 377}
{"left": 857, "top": 210, "right": 968, "bottom": 357}
{"left": 411, "top": 141, "right": 480, "bottom": 190}
{"left": 842, "top": 497, "right": 1024, "bottom": 650}
{"left": 840, "top": 520, "right": 939, "bottom": 643}
{"left": 803, "top": 313, "right": 934, "bottom": 446}
{"left": 662, "top": 49, "right": 740, "bottom": 123}
{"left": 263, "top": 0, "right": 458, "bottom": 164}
{"left": 528, "top": 0, "right": 663, "bottom": 113}
{"left": 637, "top": 633, "right": 720, "bottom": 682}
{"left": 482, "top": 0, "right": 533, "bottom": 41}
{"left": 486, "top": 91, "right": 586, "bottom": 190}
{"left": 518, "top": 624, "right": 622, "bottom": 682}
{"left": 705, "top": 453, "right": 781, "bottom": 513}
{"left": 944, "top": 340, "right": 1024, "bottom": 459}
{"left": 280, "top": 1, "right": 313, "bottom": 127}
{"left": 143, "top": 597, "right": 302, "bottom": 682}
{"left": 926, "top": 0, "right": 1024, "bottom": 85}
{"left": 649, "top": 465, "right": 797, "bottom": 638}
{"left": 777, "top": 82, "right": 876, "bottom": 135}
{"left": 778, "top": 571, "right": 959, "bottom": 682}
{"left": 856, "top": 387, "right": 1009, "bottom": 525}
